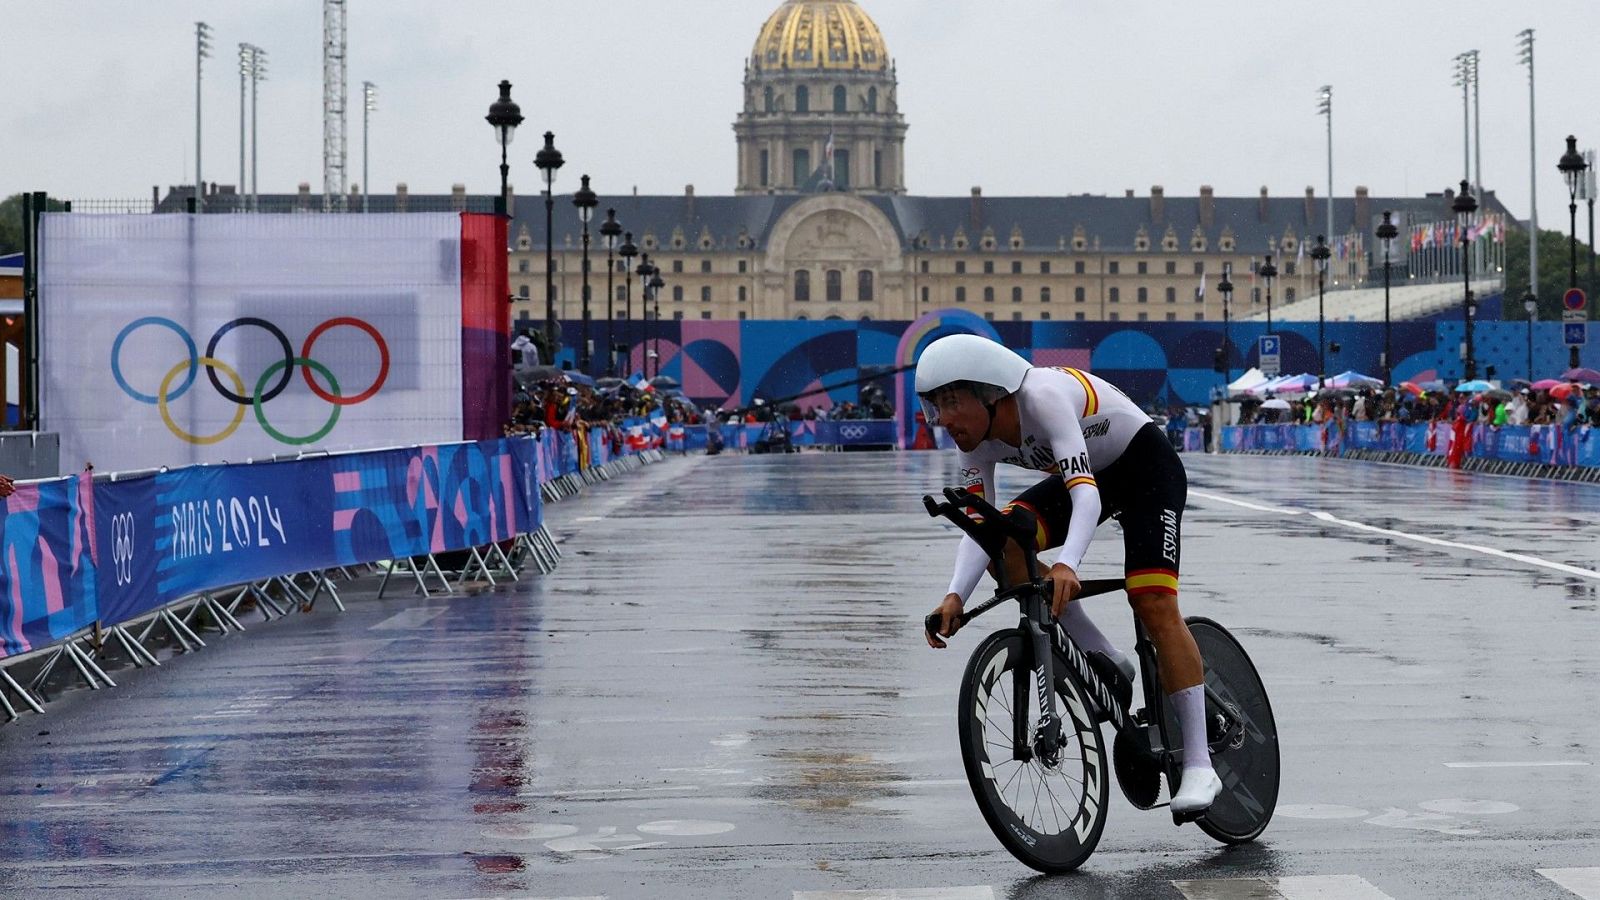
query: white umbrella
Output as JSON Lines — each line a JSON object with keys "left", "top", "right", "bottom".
{"left": 1260, "top": 398, "right": 1291, "bottom": 410}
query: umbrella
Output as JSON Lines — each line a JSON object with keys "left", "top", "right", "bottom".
{"left": 1550, "top": 383, "right": 1580, "bottom": 400}
{"left": 1454, "top": 379, "right": 1493, "bottom": 393}
{"left": 1531, "top": 378, "right": 1564, "bottom": 390}
{"left": 596, "top": 376, "right": 624, "bottom": 389}
{"left": 516, "top": 365, "right": 565, "bottom": 385}
{"left": 1260, "top": 398, "right": 1291, "bottom": 410}
{"left": 1482, "top": 388, "right": 1513, "bottom": 402}
{"left": 1398, "top": 381, "right": 1425, "bottom": 396}
{"left": 648, "top": 375, "right": 681, "bottom": 390}
{"left": 564, "top": 371, "right": 597, "bottom": 388}
{"left": 1561, "top": 367, "right": 1600, "bottom": 383}
{"left": 1417, "top": 379, "right": 1447, "bottom": 392}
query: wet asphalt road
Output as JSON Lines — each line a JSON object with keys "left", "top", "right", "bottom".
{"left": 1, "top": 451, "right": 1598, "bottom": 899}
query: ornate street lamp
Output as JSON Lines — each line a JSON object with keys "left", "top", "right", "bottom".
{"left": 1218, "top": 263, "right": 1234, "bottom": 390}
{"left": 599, "top": 208, "right": 622, "bottom": 375}
{"left": 572, "top": 174, "right": 598, "bottom": 373}
{"left": 1523, "top": 293, "right": 1538, "bottom": 381}
{"left": 1376, "top": 210, "right": 1399, "bottom": 384}
{"left": 619, "top": 234, "right": 638, "bottom": 375}
{"left": 485, "top": 80, "right": 523, "bottom": 217}
{"left": 1310, "top": 235, "right": 1331, "bottom": 385}
{"left": 534, "top": 131, "right": 565, "bottom": 357}
{"left": 648, "top": 268, "right": 666, "bottom": 379}
{"left": 1558, "top": 135, "right": 1588, "bottom": 370}
{"left": 1452, "top": 179, "right": 1478, "bottom": 379}
{"left": 1260, "top": 251, "right": 1278, "bottom": 336}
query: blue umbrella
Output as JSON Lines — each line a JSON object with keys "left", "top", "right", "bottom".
{"left": 564, "top": 371, "right": 597, "bottom": 388}
{"left": 1454, "top": 379, "right": 1493, "bottom": 393}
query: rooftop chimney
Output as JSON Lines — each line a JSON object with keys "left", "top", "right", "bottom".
{"left": 1150, "top": 185, "right": 1165, "bottom": 224}
{"left": 1258, "top": 186, "right": 1269, "bottom": 222}
{"left": 1304, "top": 187, "right": 1316, "bottom": 226}
{"left": 451, "top": 183, "right": 466, "bottom": 212}
{"left": 1124, "top": 189, "right": 1135, "bottom": 198}
{"left": 1355, "top": 186, "right": 1370, "bottom": 228}
{"left": 686, "top": 183, "right": 696, "bottom": 221}
{"left": 396, "top": 182, "right": 409, "bottom": 213}
{"left": 970, "top": 186, "right": 984, "bottom": 233}
{"left": 296, "top": 182, "right": 311, "bottom": 211}
{"left": 506, "top": 182, "right": 515, "bottom": 217}
{"left": 1199, "top": 185, "right": 1215, "bottom": 228}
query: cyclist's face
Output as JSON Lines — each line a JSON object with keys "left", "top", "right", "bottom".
{"left": 932, "top": 388, "right": 989, "bottom": 451}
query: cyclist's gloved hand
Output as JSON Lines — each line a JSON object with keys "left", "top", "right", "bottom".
{"left": 926, "top": 593, "right": 965, "bottom": 649}
{"left": 1048, "top": 562, "right": 1081, "bottom": 619}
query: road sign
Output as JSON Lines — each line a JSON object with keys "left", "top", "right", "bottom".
{"left": 1563, "top": 287, "right": 1587, "bottom": 311}
{"left": 1564, "top": 309, "right": 1587, "bottom": 325}
{"left": 1258, "top": 335, "right": 1281, "bottom": 377}
{"left": 1566, "top": 322, "right": 1587, "bottom": 347}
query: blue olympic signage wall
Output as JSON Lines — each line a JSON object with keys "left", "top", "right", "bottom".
{"left": 0, "top": 425, "right": 666, "bottom": 661}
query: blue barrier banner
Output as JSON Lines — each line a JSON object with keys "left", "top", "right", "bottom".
{"left": 93, "top": 437, "right": 541, "bottom": 627}
{"left": 0, "top": 473, "right": 100, "bottom": 658}
{"left": 1220, "top": 422, "right": 1600, "bottom": 469}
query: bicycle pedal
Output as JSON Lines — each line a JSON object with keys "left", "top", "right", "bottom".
{"left": 1172, "top": 807, "right": 1205, "bottom": 826}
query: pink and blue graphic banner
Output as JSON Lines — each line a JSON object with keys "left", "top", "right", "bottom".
{"left": 0, "top": 473, "right": 99, "bottom": 657}
{"left": 1220, "top": 422, "right": 1600, "bottom": 468}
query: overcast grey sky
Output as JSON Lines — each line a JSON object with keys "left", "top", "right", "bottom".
{"left": 4, "top": 1, "right": 1597, "bottom": 227}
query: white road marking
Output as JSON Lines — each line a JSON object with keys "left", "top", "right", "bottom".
{"left": 635, "top": 819, "right": 736, "bottom": 836}
{"left": 793, "top": 883, "right": 992, "bottom": 890}
{"left": 1190, "top": 489, "right": 1600, "bottom": 581}
{"left": 481, "top": 824, "right": 580, "bottom": 841}
{"left": 1443, "top": 760, "right": 1591, "bottom": 768}
{"left": 1539, "top": 867, "right": 1600, "bottom": 899}
{"left": 574, "top": 516, "right": 604, "bottom": 522}
{"left": 1173, "top": 875, "right": 1395, "bottom": 899}
{"left": 369, "top": 607, "right": 449, "bottom": 630}
{"left": 1363, "top": 806, "right": 1477, "bottom": 835}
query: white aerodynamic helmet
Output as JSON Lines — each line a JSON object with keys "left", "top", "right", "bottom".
{"left": 914, "top": 334, "right": 1032, "bottom": 426}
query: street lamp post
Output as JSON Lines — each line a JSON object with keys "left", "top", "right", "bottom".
{"left": 619, "top": 235, "right": 638, "bottom": 376}
{"left": 1218, "top": 263, "right": 1234, "bottom": 391}
{"left": 362, "top": 81, "right": 376, "bottom": 212}
{"left": 1260, "top": 252, "right": 1278, "bottom": 336}
{"left": 1452, "top": 179, "right": 1478, "bottom": 380}
{"left": 648, "top": 269, "right": 666, "bottom": 379}
{"left": 1524, "top": 294, "right": 1538, "bottom": 381}
{"left": 534, "top": 132, "right": 565, "bottom": 358}
{"left": 485, "top": 80, "right": 523, "bottom": 217}
{"left": 1311, "top": 235, "right": 1331, "bottom": 385}
{"left": 599, "top": 209, "right": 622, "bottom": 375}
{"left": 635, "top": 254, "right": 655, "bottom": 378}
{"left": 1376, "top": 210, "right": 1399, "bottom": 384}
{"left": 572, "top": 175, "right": 598, "bottom": 374}
{"left": 1559, "top": 135, "right": 1589, "bottom": 370}
{"left": 195, "top": 21, "right": 212, "bottom": 212}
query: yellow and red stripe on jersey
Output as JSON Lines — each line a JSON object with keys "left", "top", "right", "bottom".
{"left": 1125, "top": 568, "right": 1179, "bottom": 596}
{"left": 1058, "top": 367, "right": 1100, "bottom": 417}
{"left": 1001, "top": 499, "right": 1051, "bottom": 551}
{"left": 1064, "top": 475, "right": 1097, "bottom": 491}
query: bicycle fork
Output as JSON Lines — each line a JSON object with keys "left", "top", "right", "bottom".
{"left": 1018, "top": 599, "right": 1064, "bottom": 765}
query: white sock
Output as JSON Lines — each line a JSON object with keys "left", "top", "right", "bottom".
{"left": 1057, "top": 602, "right": 1131, "bottom": 678}
{"left": 1171, "top": 684, "right": 1214, "bottom": 772}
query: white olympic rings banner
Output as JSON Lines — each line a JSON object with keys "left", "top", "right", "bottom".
{"left": 40, "top": 213, "right": 465, "bottom": 471}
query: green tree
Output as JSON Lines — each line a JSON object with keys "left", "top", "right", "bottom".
{"left": 0, "top": 193, "right": 67, "bottom": 256}
{"left": 1503, "top": 226, "right": 1599, "bottom": 320}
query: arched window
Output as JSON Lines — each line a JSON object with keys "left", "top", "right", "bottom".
{"left": 763, "top": 86, "right": 774, "bottom": 112}
{"left": 1165, "top": 287, "right": 1176, "bottom": 303}
{"left": 825, "top": 269, "right": 842, "bottom": 302}
{"left": 833, "top": 85, "right": 847, "bottom": 113}
{"left": 793, "top": 148, "right": 811, "bottom": 186}
{"left": 701, "top": 286, "right": 712, "bottom": 302}
{"left": 737, "top": 285, "right": 747, "bottom": 302}
{"left": 797, "top": 314, "right": 808, "bottom": 320}
{"left": 956, "top": 286, "right": 967, "bottom": 303}
{"left": 1074, "top": 286, "right": 1085, "bottom": 303}
{"left": 983, "top": 286, "right": 995, "bottom": 303}
{"left": 794, "top": 269, "right": 810, "bottom": 301}
{"left": 1109, "top": 287, "right": 1120, "bottom": 303}
{"left": 672, "top": 285, "right": 683, "bottom": 302}
{"left": 518, "top": 284, "right": 530, "bottom": 299}
{"left": 795, "top": 85, "right": 809, "bottom": 113}
{"left": 1040, "top": 286, "right": 1051, "bottom": 303}
{"left": 858, "top": 270, "right": 874, "bottom": 301}
{"left": 867, "top": 87, "right": 878, "bottom": 112}
{"left": 1012, "top": 286, "right": 1023, "bottom": 303}
{"left": 1137, "top": 286, "right": 1148, "bottom": 303}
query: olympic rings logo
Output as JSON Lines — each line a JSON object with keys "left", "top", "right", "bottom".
{"left": 839, "top": 424, "right": 869, "bottom": 440}
{"left": 111, "top": 316, "right": 390, "bottom": 446}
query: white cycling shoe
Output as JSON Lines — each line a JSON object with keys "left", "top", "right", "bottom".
{"left": 1170, "top": 767, "right": 1223, "bottom": 815}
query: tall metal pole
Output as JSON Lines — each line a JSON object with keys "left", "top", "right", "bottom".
{"left": 195, "top": 22, "right": 211, "bottom": 212}
{"left": 239, "top": 45, "right": 247, "bottom": 205}
{"left": 605, "top": 241, "right": 616, "bottom": 375}
{"left": 362, "top": 82, "right": 376, "bottom": 213}
{"left": 1384, "top": 254, "right": 1393, "bottom": 383}
{"left": 1519, "top": 30, "right": 1539, "bottom": 303}
{"left": 579, "top": 223, "right": 591, "bottom": 374}
{"left": 1455, "top": 54, "right": 1471, "bottom": 182}
{"left": 545, "top": 190, "right": 556, "bottom": 353}
{"left": 250, "top": 48, "right": 264, "bottom": 212}
{"left": 1470, "top": 51, "right": 1482, "bottom": 196}
{"left": 1587, "top": 150, "right": 1597, "bottom": 286}
{"left": 1219, "top": 264, "right": 1234, "bottom": 390}
{"left": 1261, "top": 252, "right": 1277, "bottom": 336}
{"left": 1318, "top": 87, "right": 1333, "bottom": 246}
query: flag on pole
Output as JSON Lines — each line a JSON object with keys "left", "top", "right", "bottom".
{"left": 824, "top": 130, "right": 836, "bottom": 184}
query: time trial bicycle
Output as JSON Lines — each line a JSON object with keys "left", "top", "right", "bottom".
{"left": 922, "top": 486, "right": 1279, "bottom": 873}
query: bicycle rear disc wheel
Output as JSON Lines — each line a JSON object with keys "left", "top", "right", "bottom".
{"left": 1186, "top": 616, "right": 1280, "bottom": 844}
{"left": 957, "top": 629, "right": 1111, "bottom": 873}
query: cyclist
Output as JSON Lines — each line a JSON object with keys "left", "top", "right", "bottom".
{"left": 917, "top": 333, "right": 1221, "bottom": 815}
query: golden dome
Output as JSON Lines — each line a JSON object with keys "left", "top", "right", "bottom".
{"left": 752, "top": 0, "right": 889, "bottom": 72}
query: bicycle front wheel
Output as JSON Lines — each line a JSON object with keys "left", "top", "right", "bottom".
{"left": 1187, "top": 616, "right": 1280, "bottom": 844}
{"left": 957, "top": 628, "right": 1111, "bottom": 873}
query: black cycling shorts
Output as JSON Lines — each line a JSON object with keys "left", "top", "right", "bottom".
{"left": 999, "top": 422, "right": 1186, "bottom": 596}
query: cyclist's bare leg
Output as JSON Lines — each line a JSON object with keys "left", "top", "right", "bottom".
{"left": 1128, "top": 592, "right": 1202, "bottom": 690}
